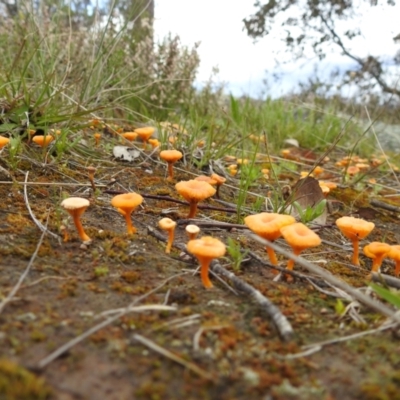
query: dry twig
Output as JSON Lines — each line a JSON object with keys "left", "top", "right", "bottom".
{"left": 0, "top": 221, "right": 47, "bottom": 314}
{"left": 23, "top": 172, "right": 61, "bottom": 242}
{"left": 250, "top": 234, "right": 400, "bottom": 322}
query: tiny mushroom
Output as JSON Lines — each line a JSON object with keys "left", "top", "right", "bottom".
{"left": 388, "top": 245, "right": 400, "bottom": 277}
{"left": 0, "top": 136, "right": 10, "bottom": 149}
{"left": 159, "top": 150, "right": 183, "bottom": 181}
{"left": 363, "top": 242, "right": 391, "bottom": 273}
{"left": 186, "top": 224, "right": 200, "bottom": 241}
{"left": 244, "top": 213, "right": 295, "bottom": 270}
{"left": 111, "top": 192, "right": 143, "bottom": 234}
{"left": 187, "top": 236, "right": 226, "bottom": 288}
{"left": 175, "top": 180, "right": 216, "bottom": 219}
{"left": 336, "top": 216, "right": 375, "bottom": 265}
{"left": 121, "top": 132, "right": 138, "bottom": 142}
{"left": 134, "top": 126, "right": 155, "bottom": 149}
{"left": 94, "top": 133, "right": 101, "bottom": 146}
{"left": 210, "top": 173, "right": 226, "bottom": 199}
{"left": 158, "top": 217, "right": 176, "bottom": 254}
{"left": 280, "top": 222, "right": 321, "bottom": 272}
{"left": 61, "top": 197, "right": 91, "bottom": 242}
{"left": 32, "top": 134, "right": 54, "bottom": 148}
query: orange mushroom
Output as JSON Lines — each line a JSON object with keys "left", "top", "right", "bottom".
{"left": 87, "top": 166, "right": 96, "bottom": 191}
{"left": 175, "top": 180, "right": 216, "bottom": 218}
{"left": 94, "top": 133, "right": 101, "bottom": 147}
{"left": 32, "top": 135, "right": 54, "bottom": 148}
{"left": 363, "top": 242, "right": 391, "bottom": 273}
{"left": 280, "top": 222, "right": 321, "bottom": 271}
{"left": 186, "top": 224, "right": 200, "bottom": 240}
{"left": 0, "top": 136, "right": 10, "bottom": 149}
{"left": 187, "top": 236, "right": 226, "bottom": 288}
{"left": 111, "top": 192, "right": 143, "bottom": 234}
{"left": 244, "top": 213, "right": 295, "bottom": 270}
{"left": 158, "top": 218, "right": 176, "bottom": 253}
{"left": 134, "top": 126, "right": 155, "bottom": 149}
{"left": 121, "top": 132, "right": 138, "bottom": 142}
{"left": 61, "top": 197, "right": 91, "bottom": 242}
{"left": 336, "top": 216, "right": 375, "bottom": 265}
{"left": 210, "top": 173, "right": 226, "bottom": 199}
{"left": 160, "top": 150, "right": 183, "bottom": 181}
{"left": 148, "top": 138, "right": 161, "bottom": 149}
{"left": 388, "top": 245, "right": 400, "bottom": 277}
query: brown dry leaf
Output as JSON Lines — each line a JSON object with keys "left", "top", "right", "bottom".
{"left": 284, "top": 176, "right": 327, "bottom": 225}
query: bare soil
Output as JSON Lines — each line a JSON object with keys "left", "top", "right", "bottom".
{"left": 1, "top": 143, "right": 400, "bottom": 400}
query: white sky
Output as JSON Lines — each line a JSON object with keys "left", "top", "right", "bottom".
{"left": 154, "top": 1, "right": 400, "bottom": 98}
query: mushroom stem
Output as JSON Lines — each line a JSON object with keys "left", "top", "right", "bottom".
{"left": 351, "top": 239, "right": 360, "bottom": 266}
{"left": 166, "top": 230, "right": 175, "bottom": 253}
{"left": 72, "top": 213, "right": 90, "bottom": 242}
{"left": 123, "top": 212, "right": 136, "bottom": 234}
{"left": 188, "top": 201, "right": 198, "bottom": 219}
{"left": 266, "top": 246, "right": 278, "bottom": 269}
{"left": 286, "top": 248, "right": 302, "bottom": 271}
{"left": 371, "top": 256, "right": 386, "bottom": 273}
{"left": 167, "top": 162, "right": 174, "bottom": 181}
{"left": 197, "top": 256, "right": 213, "bottom": 288}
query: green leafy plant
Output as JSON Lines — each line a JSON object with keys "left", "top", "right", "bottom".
{"left": 370, "top": 283, "right": 400, "bottom": 309}
{"left": 292, "top": 199, "right": 327, "bottom": 224}
{"left": 226, "top": 237, "right": 249, "bottom": 272}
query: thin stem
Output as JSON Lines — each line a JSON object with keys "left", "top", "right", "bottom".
{"left": 351, "top": 239, "right": 360, "bottom": 265}
{"left": 124, "top": 212, "right": 136, "bottom": 234}
{"left": 188, "top": 201, "right": 198, "bottom": 218}
{"left": 167, "top": 162, "right": 174, "bottom": 181}
{"left": 198, "top": 257, "right": 212, "bottom": 288}
{"left": 286, "top": 248, "right": 301, "bottom": 271}
{"left": 73, "top": 214, "right": 90, "bottom": 242}
{"left": 266, "top": 246, "right": 278, "bottom": 266}
{"left": 165, "top": 230, "right": 174, "bottom": 253}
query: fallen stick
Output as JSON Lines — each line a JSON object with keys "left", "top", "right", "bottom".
{"left": 250, "top": 234, "right": 400, "bottom": 322}
{"left": 147, "top": 226, "right": 294, "bottom": 341}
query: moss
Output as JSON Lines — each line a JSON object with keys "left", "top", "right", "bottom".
{"left": 0, "top": 358, "right": 51, "bottom": 400}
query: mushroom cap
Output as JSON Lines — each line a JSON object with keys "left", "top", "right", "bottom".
{"left": 187, "top": 236, "right": 226, "bottom": 259}
{"left": 160, "top": 150, "right": 183, "bottom": 163}
{"left": 210, "top": 173, "right": 226, "bottom": 185}
{"left": 158, "top": 217, "right": 176, "bottom": 230}
{"left": 364, "top": 242, "right": 391, "bottom": 259}
{"left": 175, "top": 180, "right": 216, "bottom": 202}
{"left": 388, "top": 245, "right": 400, "bottom": 261}
{"left": 186, "top": 224, "right": 200, "bottom": 236}
{"left": 111, "top": 193, "right": 143, "bottom": 213}
{"left": 244, "top": 213, "right": 296, "bottom": 241}
{"left": 122, "top": 132, "right": 138, "bottom": 141}
{"left": 134, "top": 126, "right": 155, "bottom": 140}
{"left": 280, "top": 222, "right": 321, "bottom": 250}
{"left": 336, "top": 216, "right": 375, "bottom": 240}
{"left": 0, "top": 136, "right": 10, "bottom": 148}
{"left": 32, "top": 135, "right": 54, "bottom": 147}
{"left": 61, "top": 197, "right": 90, "bottom": 211}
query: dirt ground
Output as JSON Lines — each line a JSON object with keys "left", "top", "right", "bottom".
{"left": 1, "top": 141, "right": 400, "bottom": 400}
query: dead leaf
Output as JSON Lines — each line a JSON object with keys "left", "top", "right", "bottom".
{"left": 284, "top": 176, "right": 327, "bottom": 225}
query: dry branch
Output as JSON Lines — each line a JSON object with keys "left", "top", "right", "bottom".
{"left": 250, "top": 234, "right": 400, "bottom": 323}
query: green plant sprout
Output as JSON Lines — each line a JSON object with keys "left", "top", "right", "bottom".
{"left": 292, "top": 199, "right": 327, "bottom": 224}
{"left": 226, "top": 237, "right": 249, "bottom": 272}
{"left": 370, "top": 283, "right": 400, "bottom": 309}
